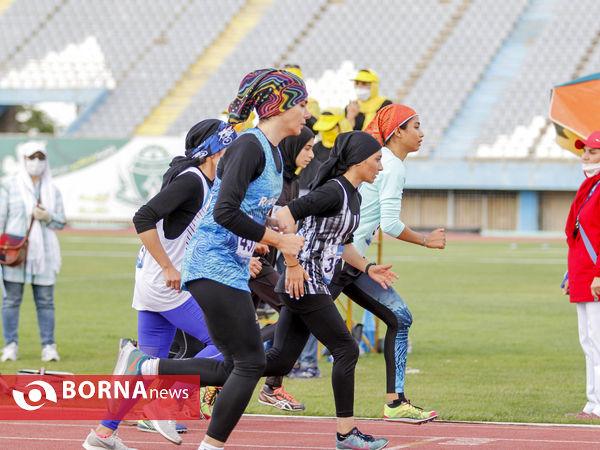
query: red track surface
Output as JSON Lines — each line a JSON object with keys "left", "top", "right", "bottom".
{"left": 0, "top": 415, "right": 598, "bottom": 449}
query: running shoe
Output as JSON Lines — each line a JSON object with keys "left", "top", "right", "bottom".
{"left": 137, "top": 419, "right": 187, "bottom": 433}
{"left": 112, "top": 342, "right": 150, "bottom": 376}
{"left": 108, "top": 343, "right": 150, "bottom": 414}
{"left": 180, "top": 388, "right": 202, "bottom": 419}
{"left": 142, "top": 400, "right": 183, "bottom": 445}
{"left": 82, "top": 429, "right": 138, "bottom": 450}
{"left": 335, "top": 427, "right": 389, "bottom": 450}
{"left": 383, "top": 399, "right": 437, "bottom": 424}
{"left": 258, "top": 385, "right": 305, "bottom": 411}
{"left": 118, "top": 338, "right": 137, "bottom": 351}
{"left": 199, "top": 386, "right": 221, "bottom": 419}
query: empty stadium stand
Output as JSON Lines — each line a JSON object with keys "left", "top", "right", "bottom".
{"left": 1, "top": 0, "right": 599, "bottom": 161}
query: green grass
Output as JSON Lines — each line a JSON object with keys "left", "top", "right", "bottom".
{"left": 3, "top": 233, "right": 588, "bottom": 424}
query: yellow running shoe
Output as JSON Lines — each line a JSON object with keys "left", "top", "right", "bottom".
{"left": 199, "top": 386, "right": 221, "bottom": 419}
{"left": 383, "top": 399, "right": 437, "bottom": 424}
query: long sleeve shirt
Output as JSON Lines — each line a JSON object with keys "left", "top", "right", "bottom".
{"left": 0, "top": 177, "right": 66, "bottom": 285}
{"left": 352, "top": 147, "right": 406, "bottom": 256}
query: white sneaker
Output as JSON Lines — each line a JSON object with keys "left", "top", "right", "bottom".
{"left": 82, "top": 429, "right": 138, "bottom": 450}
{"left": 1, "top": 342, "right": 17, "bottom": 362}
{"left": 41, "top": 343, "right": 60, "bottom": 362}
{"left": 149, "top": 420, "right": 182, "bottom": 445}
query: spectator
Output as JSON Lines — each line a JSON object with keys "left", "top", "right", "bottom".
{"left": 345, "top": 69, "right": 392, "bottom": 131}
{"left": 0, "top": 141, "right": 66, "bottom": 362}
{"left": 299, "top": 107, "right": 351, "bottom": 191}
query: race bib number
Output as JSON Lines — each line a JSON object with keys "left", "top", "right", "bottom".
{"left": 322, "top": 244, "right": 344, "bottom": 285}
{"left": 236, "top": 237, "right": 256, "bottom": 262}
{"left": 136, "top": 246, "right": 147, "bottom": 269}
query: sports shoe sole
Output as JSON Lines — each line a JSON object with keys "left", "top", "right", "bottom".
{"left": 137, "top": 419, "right": 187, "bottom": 434}
{"left": 336, "top": 439, "right": 389, "bottom": 450}
{"left": 257, "top": 397, "right": 306, "bottom": 412}
{"left": 383, "top": 412, "right": 437, "bottom": 424}
{"left": 150, "top": 420, "right": 182, "bottom": 445}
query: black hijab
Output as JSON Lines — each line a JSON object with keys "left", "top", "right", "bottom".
{"left": 279, "top": 126, "right": 315, "bottom": 181}
{"left": 309, "top": 131, "right": 381, "bottom": 190}
{"left": 161, "top": 119, "right": 234, "bottom": 189}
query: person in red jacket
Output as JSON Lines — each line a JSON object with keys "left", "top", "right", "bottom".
{"left": 563, "top": 130, "right": 600, "bottom": 420}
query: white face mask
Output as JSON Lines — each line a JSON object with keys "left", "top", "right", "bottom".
{"left": 583, "top": 162, "right": 600, "bottom": 178}
{"left": 25, "top": 158, "right": 46, "bottom": 176}
{"left": 355, "top": 87, "right": 371, "bottom": 102}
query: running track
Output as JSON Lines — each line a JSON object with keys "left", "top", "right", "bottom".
{"left": 0, "top": 415, "right": 599, "bottom": 449}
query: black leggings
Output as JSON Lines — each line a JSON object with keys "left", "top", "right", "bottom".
{"left": 264, "top": 294, "right": 359, "bottom": 417}
{"left": 158, "top": 279, "right": 265, "bottom": 443}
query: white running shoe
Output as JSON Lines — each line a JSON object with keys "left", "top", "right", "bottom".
{"left": 82, "top": 429, "right": 138, "bottom": 450}
{"left": 149, "top": 420, "right": 182, "bottom": 445}
{"left": 143, "top": 400, "right": 183, "bottom": 445}
{"left": 1, "top": 342, "right": 17, "bottom": 362}
{"left": 41, "top": 344, "right": 60, "bottom": 362}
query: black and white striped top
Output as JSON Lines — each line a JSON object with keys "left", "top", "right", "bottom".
{"left": 276, "top": 176, "right": 361, "bottom": 296}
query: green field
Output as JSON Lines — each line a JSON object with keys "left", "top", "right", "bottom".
{"left": 1, "top": 232, "right": 589, "bottom": 424}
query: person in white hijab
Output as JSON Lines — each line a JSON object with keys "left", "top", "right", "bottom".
{"left": 0, "top": 140, "right": 65, "bottom": 363}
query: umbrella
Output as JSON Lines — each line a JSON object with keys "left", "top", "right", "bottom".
{"left": 549, "top": 73, "right": 600, "bottom": 156}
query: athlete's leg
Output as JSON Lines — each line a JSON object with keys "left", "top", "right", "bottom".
{"left": 263, "top": 304, "right": 311, "bottom": 376}
{"left": 297, "top": 300, "right": 359, "bottom": 418}
{"left": 344, "top": 274, "right": 411, "bottom": 395}
{"left": 158, "top": 279, "right": 265, "bottom": 443}
{"left": 100, "top": 311, "right": 176, "bottom": 431}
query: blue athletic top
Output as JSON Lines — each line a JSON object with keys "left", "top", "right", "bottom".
{"left": 181, "top": 128, "right": 283, "bottom": 292}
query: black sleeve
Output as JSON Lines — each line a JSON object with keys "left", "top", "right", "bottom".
{"left": 213, "top": 135, "right": 267, "bottom": 242}
{"left": 133, "top": 172, "right": 205, "bottom": 234}
{"left": 288, "top": 180, "right": 344, "bottom": 221}
{"left": 380, "top": 99, "right": 392, "bottom": 110}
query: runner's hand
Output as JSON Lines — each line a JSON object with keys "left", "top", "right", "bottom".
{"left": 162, "top": 266, "right": 182, "bottom": 293}
{"left": 255, "top": 243, "right": 269, "bottom": 254}
{"left": 286, "top": 264, "right": 309, "bottom": 299}
{"left": 249, "top": 257, "right": 262, "bottom": 278}
{"left": 367, "top": 264, "right": 398, "bottom": 290}
{"left": 425, "top": 228, "right": 446, "bottom": 249}
{"left": 278, "top": 234, "right": 305, "bottom": 256}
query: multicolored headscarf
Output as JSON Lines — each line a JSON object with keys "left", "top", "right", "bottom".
{"left": 228, "top": 69, "right": 308, "bottom": 124}
{"left": 364, "top": 104, "right": 417, "bottom": 145}
{"left": 162, "top": 119, "right": 237, "bottom": 189}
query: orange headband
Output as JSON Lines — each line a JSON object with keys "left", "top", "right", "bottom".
{"left": 365, "top": 104, "right": 417, "bottom": 145}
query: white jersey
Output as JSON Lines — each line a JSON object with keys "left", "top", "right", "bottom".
{"left": 132, "top": 167, "right": 211, "bottom": 311}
